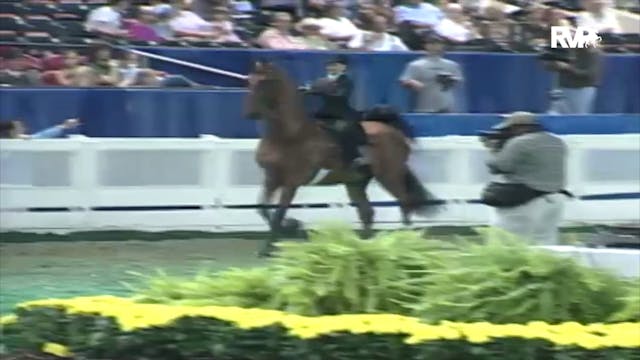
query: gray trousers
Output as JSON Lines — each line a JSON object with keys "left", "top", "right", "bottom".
{"left": 548, "top": 87, "right": 597, "bottom": 115}
{"left": 492, "top": 193, "right": 566, "bottom": 245}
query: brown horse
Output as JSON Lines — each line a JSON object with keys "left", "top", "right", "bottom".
{"left": 245, "top": 61, "right": 440, "bottom": 256}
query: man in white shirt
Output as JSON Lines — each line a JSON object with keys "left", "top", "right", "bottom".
{"left": 577, "top": 0, "right": 621, "bottom": 34}
{"left": 434, "top": 3, "right": 477, "bottom": 43}
{"left": 393, "top": 0, "right": 443, "bottom": 28}
{"left": 85, "top": 0, "right": 130, "bottom": 36}
{"left": 348, "top": 15, "right": 408, "bottom": 51}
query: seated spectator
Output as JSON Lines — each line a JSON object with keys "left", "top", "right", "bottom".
{"left": 118, "top": 52, "right": 148, "bottom": 87}
{"left": 295, "top": 18, "right": 338, "bottom": 49}
{"left": 127, "top": 7, "right": 165, "bottom": 42}
{"left": 41, "top": 50, "right": 85, "bottom": 86}
{"left": 210, "top": 6, "right": 245, "bottom": 44}
{"left": 151, "top": 5, "right": 177, "bottom": 39}
{"left": 356, "top": 0, "right": 394, "bottom": 23}
{"left": 577, "top": 0, "right": 621, "bottom": 34}
{"left": 434, "top": 3, "right": 478, "bottom": 43}
{"left": 256, "top": 12, "right": 309, "bottom": 49}
{"left": 394, "top": 0, "right": 443, "bottom": 29}
{"left": 479, "top": 4, "right": 513, "bottom": 47}
{"left": 0, "top": 119, "right": 80, "bottom": 139}
{"left": 394, "top": 0, "right": 443, "bottom": 49}
{"left": 348, "top": 15, "right": 408, "bottom": 51}
{"left": 87, "top": 42, "right": 120, "bottom": 86}
{"left": 85, "top": 0, "right": 130, "bottom": 37}
{"left": 167, "top": 1, "right": 221, "bottom": 39}
{"left": 317, "top": 3, "right": 361, "bottom": 41}
{"left": 0, "top": 49, "right": 41, "bottom": 87}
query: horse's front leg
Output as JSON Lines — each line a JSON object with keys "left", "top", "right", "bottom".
{"left": 257, "top": 173, "right": 279, "bottom": 224}
{"left": 259, "top": 185, "right": 298, "bottom": 257}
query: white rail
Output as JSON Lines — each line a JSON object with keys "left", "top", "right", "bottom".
{"left": 0, "top": 134, "right": 638, "bottom": 232}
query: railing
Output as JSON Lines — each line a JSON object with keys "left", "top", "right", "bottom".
{"left": 0, "top": 134, "right": 638, "bottom": 232}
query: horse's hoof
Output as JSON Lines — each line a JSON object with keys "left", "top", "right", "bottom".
{"left": 257, "top": 243, "right": 276, "bottom": 258}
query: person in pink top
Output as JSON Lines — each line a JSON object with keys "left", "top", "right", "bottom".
{"left": 256, "top": 12, "right": 309, "bottom": 49}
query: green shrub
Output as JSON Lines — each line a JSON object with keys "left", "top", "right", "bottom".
{"left": 414, "top": 228, "right": 634, "bottom": 324}
{"left": 129, "top": 226, "right": 637, "bottom": 325}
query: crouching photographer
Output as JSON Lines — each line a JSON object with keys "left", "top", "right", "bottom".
{"left": 480, "top": 112, "right": 572, "bottom": 245}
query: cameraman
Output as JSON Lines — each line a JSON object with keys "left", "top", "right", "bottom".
{"left": 480, "top": 112, "right": 569, "bottom": 245}
{"left": 399, "top": 32, "right": 463, "bottom": 113}
{"left": 541, "top": 35, "right": 603, "bottom": 114}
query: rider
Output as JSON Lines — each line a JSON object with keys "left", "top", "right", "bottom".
{"left": 301, "top": 55, "right": 370, "bottom": 170}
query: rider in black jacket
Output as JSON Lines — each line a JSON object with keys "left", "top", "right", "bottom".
{"left": 302, "top": 55, "right": 369, "bottom": 169}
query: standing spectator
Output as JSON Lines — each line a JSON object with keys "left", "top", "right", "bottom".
{"left": 0, "top": 119, "right": 80, "bottom": 139}
{"left": 88, "top": 43, "right": 120, "bottom": 86}
{"left": 577, "top": 0, "right": 621, "bottom": 34}
{"left": 295, "top": 18, "right": 338, "bottom": 49}
{"left": 85, "top": 0, "right": 130, "bottom": 37}
{"left": 480, "top": 112, "right": 569, "bottom": 245}
{"left": 399, "top": 33, "right": 463, "bottom": 113}
{"left": 434, "top": 3, "right": 478, "bottom": 43}
{"left": 348, "top": 15, "right": 409, "bottom": 51}
{"left": 256, "top": 12, "right": 309, "bottom": 49}
{"left": 317, "top": 3, "right": 361, "bottom": 41}
{"left": 543, "top": 43, "right": 603, "bottom": 114}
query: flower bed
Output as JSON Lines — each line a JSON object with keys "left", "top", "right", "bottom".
{"left": 2, "top": 296, "right": 639, "bottom": 360}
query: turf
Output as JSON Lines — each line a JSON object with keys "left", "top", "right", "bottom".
{"left": 0, "top": 227, "right": 593, "bottom": 314}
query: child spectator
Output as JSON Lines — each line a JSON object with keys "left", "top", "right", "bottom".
{"left": 87, "top": 43, "right": 120, "bottom": 86}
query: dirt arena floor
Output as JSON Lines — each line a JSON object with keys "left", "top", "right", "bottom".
{"left": 0, "top": 237, "right": 268, "bottom": 314}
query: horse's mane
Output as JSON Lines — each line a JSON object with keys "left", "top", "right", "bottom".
{"left": 261, "top": 64, "right": 309, "bottom": 138}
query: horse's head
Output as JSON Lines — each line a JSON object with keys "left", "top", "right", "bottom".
{"left": 245, "top": 61, "right": 305, "bottom": 138}
{"left": 245, "top": 61, "right": 288, "bottom": 120}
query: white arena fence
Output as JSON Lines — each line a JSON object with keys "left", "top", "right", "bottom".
{"left": 0, "top": 134, "right": 638, "bottom": 233}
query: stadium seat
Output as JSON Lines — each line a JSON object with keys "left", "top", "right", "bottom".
{"left": 0, "top": 14, "right": 28, "bottom": 32}
{"left": 0, "top": 30, "right": 19, "bottom": 42}
{"left": 22, "top": 3, "right": 60, "bottom": 16}
{"left": 25, "top": 16, "right": 67, "bottom": 38}
{"left": 60, "top": 20, "right": 89, "bottom": 38}
{"left": 52, "top": 12, "right": 83, "bottom": 21}
{"left": 57, "top": 3, "right": 90, "bottom": 18}
{"left": 23, "top": 31, "right": 56, "bottom": 44}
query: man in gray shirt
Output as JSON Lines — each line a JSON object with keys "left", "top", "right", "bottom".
{"left": 483, "top": 111, "right": 569, "bottom": 245}
{"left": 399, "top": 33, "right": 463, "bottom": 113}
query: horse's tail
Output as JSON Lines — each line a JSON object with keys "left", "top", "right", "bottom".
{"left": 404, "top": 170, "right": 444, "bottom": 217}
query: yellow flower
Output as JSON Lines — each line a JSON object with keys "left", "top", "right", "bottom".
{"left": 42, "top": 342, "right": 72, "bottom": 357}
{"left": 0, "top": 314, "right": 17, "bottom": 326}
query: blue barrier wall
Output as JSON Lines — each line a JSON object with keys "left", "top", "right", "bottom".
{"left": 136, "top": 49, "right": 640, "bottom": 114}
{"left": 1, "top": 88, "right": 638, "bottom": 137}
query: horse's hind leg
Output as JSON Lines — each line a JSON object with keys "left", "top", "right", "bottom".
{"left": 345, "top": 182, "right": 374, "bottom": 239}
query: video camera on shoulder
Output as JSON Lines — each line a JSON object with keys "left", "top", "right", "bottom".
{"left": 538, "top": 46, "right": 572, "bottom": 63}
